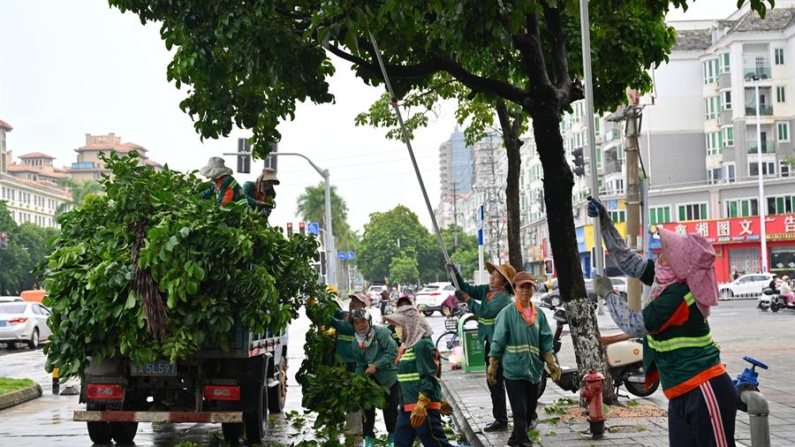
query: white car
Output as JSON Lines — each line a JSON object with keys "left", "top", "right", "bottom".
{"left": 367, "top": 285, "right": 388, "bottom": 306}
{"left": 719, "top": 273, "right": 774, "bottom": 299}
{"left": 609, "top": 277, "right": 628, "bottom": 298}
{"left": 0, "top": 301, "right": 52, "bottom": 349}
{"left": 415, "top": 282, "right": 456, "bottom": 316}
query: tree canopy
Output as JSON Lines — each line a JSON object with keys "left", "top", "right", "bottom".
{"left": 0, "top": 202, "right": 59, "bottom": 295}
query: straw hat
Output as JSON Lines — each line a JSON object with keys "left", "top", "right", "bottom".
{"left": 485, "top": 261, "right": 517, "bottom": 286}
{"left": 257, "top": 167, "right": 280, "bottom": 185}
{"left": 199, "top": 157, "right": 233, "bottom": 180}
{"left": 349, "top": 293, "right": 371, "bottom": 307}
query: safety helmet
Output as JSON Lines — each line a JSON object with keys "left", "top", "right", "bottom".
{"left": 327, "top": 285, "right": 338, "bottom": 296}
{"left": 350, "top": 308, "right": 372, "bottom": 325}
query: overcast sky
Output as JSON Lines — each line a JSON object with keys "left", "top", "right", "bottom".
{"left": 0, "top": 0, "right": 746, "bottom": 234}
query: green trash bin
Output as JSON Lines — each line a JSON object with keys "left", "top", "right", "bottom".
{"left": 458, "top": 314, "right": 485, "bottom": 372}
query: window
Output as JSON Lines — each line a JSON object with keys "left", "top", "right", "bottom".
{"left": 726, "top": 163, "right": 736, "bottom": 182}
{"left": 722, "top": 126, "right": 734, "bottom": 147}
{"left": 702, "top": 59, "right": 718, "bottom": 84}
{"left": 595, "top": 148, "right": 602, "bottom": 170}
{"left": 725, "top": 199, "right": 758, "bottom": 218}
{"left": 782, "top": 160, "right": 791, "bottom": 177}
{"left": 609, "top": 210, "right": 626, "bottom": 223}
{"left": 704, "top": 96, "right": 721, "bottom": 120}
{"left": 617, "top": 144, "right": 625, "bottom": 162}
{"left": 706, "top": 132, "right": 723, "bottom": 155}
{"left": 749, "top": 161, "right": 776, "bottom": 176}
{"left": 767, "top": 195, "right": 795, "bottom": 214}
{"left": 719, "top": 53, "right": 731, "bottom": 73}
{"left": 777, "top": 86, "right": 786, "bottom": 103}
{"left": 708, "top": 168, "right": 723, "bottom": 184}
{"left": 721, "top": 91, "right": 732, "bottom": 110}
{"left": 649, "top": 206, "right": 671, "bottom": 224}
{"left": 777, "top": 122, "right": 790, "bottom": 141}
{"left": 678, "top": 203, "right": 708, "bottom": 221}
{"left": 775, "top": 48, "right": 785, "bottom": 65}
{"left": 594, "top": 117, "right": 601, "bottom": 137}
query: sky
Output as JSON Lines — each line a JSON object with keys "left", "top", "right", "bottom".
{"left": 0, "top": 0, "right": 747, "bottom": 234}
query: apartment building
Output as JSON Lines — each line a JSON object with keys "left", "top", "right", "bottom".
{"left": 67, "top": 133, "right": 162, "bottom": 182}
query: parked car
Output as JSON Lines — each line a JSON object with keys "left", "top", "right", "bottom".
{"left": 541, "top": 279, "right": 597, "bottom": 309}
{"left": 609, "top": 277, "right": 628, "bottom": 298}
{"left": 415, "top": 282, "right": 456, "bottom": 316}
{"left": 0, "top": 296, "right": 24, "bottom": 303}
{"left": 719, "top": 273, "right": 774, "bottom": 299}
{"left": 0, "top": 302, "right": 52, "bottom": 349}
{"left": 367, "top": 285, "right": 388, "bottom": 306}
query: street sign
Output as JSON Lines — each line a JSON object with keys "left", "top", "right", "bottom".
{"left": 307, "top": 222, "right": 319, "bottom": 235}
{"left": 347, "top": 251, "right": 355, "bottom": 260}
{"left": 338, "top": 251, "right": 347, "bottom": 261}
{"left": 355, "top": 277, "right": 362, "bottom": 284}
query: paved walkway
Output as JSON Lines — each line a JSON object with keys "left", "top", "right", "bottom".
{"left": 440, "top": 362, "right": 795, "bottom": 447}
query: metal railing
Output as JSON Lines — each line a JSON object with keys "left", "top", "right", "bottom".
{"left": 747, "top": 142, "right": 776, "bottom": 154}
{"left": 744, "top": 66, "right": 772, "bottom": 80}
{"left": 745, "top": 106, "right": 773, "bottom": 116}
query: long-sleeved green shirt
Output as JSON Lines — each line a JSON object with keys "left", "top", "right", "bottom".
{"left": 353, "top": 326, "right": 398, "bottom": 391}
{"left": 242, "top": 181, "right": 275, "bottom": 220}
{"left": 455, "top": 270, "right": 512, "bottom": 345}
{"left": 331, "top": 309, "right": 356, "bottom": 364}
{"left": 396, "top": 337, "right": 442, "bottom": 409}
{"left": 489, "top": 302, "right": 554, "bottom": 382}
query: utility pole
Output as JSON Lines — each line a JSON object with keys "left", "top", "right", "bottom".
{"left": 453, "top": 182, "right": 459, "bottom": 248}
{"left": 624, "top": 92, "right": 643, "bottom": 311}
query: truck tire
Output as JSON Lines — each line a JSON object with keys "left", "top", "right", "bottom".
{"left": 86, "top": 402, "right": 112, "bottom": 444}
{"left": 221, "top": 422, "right": 243, "bottom": 442}
{"left": 268, "top": 358, "right": 288, "bottom": 413}
{"left": 241, "top": 355, "right": 269, "bottom": 443}
{"left": 110, "top": 422, "right": 138, "bottom": 443}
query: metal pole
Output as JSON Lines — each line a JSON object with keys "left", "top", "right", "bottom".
{"left": 478, "top": 204, "right": 485, "bottom": 284}
{"left": 625, "top": 105, "right": 642, "bottom": 311}
{"left": 368, "top": 33, "right": 459, "bottom": 289}
{"left": 323, "top": 170, "right": 337, "bottom": 287}
{"left": 580, "top": 0, "right": 605, "bottom": 278}
{"left": 755, "top": 80, "right": 768, "bottom": 273}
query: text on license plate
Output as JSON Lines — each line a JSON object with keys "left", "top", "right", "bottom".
{"left": 130, "top": 361, "right": 177, "bottom": 376}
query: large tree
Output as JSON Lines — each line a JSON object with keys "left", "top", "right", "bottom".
{"left": 110, "top": 0, "right": 775, "bottom": 392}
{"left": 55, "top": 179, "right": 101, "bottom": 217}
{"left": 0, "top": 202, "right": 59, "bottom": 294}
{"left": 295, "top": 182, "right": 356, "bottom": 250}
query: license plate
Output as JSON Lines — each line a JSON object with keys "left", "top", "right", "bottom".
{"left": 130, "top": 361, "right": 177, "bottom": 376}
{"left": 0, "top": 321, "right": 6, "bottom": 327}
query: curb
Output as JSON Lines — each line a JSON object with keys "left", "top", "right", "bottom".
{"left": 441, "top": 374, "right": 485, "bottom": 447}
{"left": 0, "top": 384, "right": 43, "bottom": 410}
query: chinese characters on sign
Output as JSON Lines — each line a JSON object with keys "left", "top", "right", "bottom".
{"left": 655, "top": 214, "right": 795, "bottom": 243}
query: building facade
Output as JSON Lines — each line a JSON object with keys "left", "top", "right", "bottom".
{"left": 67, "top": 133, "right": 162, "bottom": 182}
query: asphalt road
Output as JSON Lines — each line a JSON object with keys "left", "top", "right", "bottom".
{"left": 0, "top": 299, "right": 792, "bottom": 446}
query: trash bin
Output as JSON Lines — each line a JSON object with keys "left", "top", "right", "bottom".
{"left": 457, "top": 314, "right": 485, "bottom": 372}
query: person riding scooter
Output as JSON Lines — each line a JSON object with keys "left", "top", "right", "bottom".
{"left": 779, "top": 276, "right": 794, "bottom": 305}
{"left": 768, "top": 274, "right": 780, "bottom": 295}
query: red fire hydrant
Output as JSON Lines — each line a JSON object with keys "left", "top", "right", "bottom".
{"left": 581, "top": 370, "right": 606, "bottom": 439}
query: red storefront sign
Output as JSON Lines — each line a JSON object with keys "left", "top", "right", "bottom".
{"left": 656, "top": 214, "right": 795, "bottom": 243}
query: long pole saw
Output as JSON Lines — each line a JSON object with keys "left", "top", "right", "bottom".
{"left": 368, "top": 33, "right": 459, "bottom": 289}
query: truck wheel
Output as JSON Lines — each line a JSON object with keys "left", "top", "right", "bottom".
{"left": 244, "top": 379, "right": 268, "bottom": 443}
{"left": 221, "top": 422, "right": 243, "bottom": 442}
{"left": 268, "top": 359, "right": 288, "bottom": 413}
{"left": 86, "top": 402, "right": 112, "bottom": 444}
{"left": 110, "top": 422, "right": 138, "bottom": 443}
{"left": 422, "top": 310, "right": 434, "bottom": 317}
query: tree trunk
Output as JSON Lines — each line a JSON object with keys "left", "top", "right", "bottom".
{"left": 496, "top": 101, "right": 525, "bottom": 273}
{"left": 531, "top": 106, "right": 618, "bottom": 404}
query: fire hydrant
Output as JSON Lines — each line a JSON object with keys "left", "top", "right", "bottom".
{"left": 581, "top": 370, "right": 606, "bottom": 439}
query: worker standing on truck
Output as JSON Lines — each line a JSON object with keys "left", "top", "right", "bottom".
{"left": 199, "top": 157, "right": 245, "bottom": 206}
{"left": 447, "top": 261, "right": 515, "bottom": 432}
{"left": 243, "top": 167, "right": 279, "bottom": 220}
{"left": 351, "top": 308, "right": 399, "bottom": 447}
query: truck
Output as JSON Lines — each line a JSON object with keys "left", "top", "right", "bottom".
{"left": 72, "top": 324, "right": 289, "bottom": 444}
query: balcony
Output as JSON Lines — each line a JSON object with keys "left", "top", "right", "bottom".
{"left": 744, "top": 66, "right": 772, "bottom": 81}
{"left": 70, "top": 161, "right": 97, "bottom": 169}
{"left": 747, "top": 142, "right": 776, "bottom": 154}
{"left": 745, "top": 105, "right": 773, "bottom": 116}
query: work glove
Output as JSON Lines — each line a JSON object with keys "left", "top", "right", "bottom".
{"left": 487, "top": 357, "right": 500, "bottom": 385}
{"left": 543, "top": 352, "right": 562, "bottom": 382}
{"left": 587, "top": 196, "right": 610, "bottom": 225}
{"left": 410, "top": 393, "right": 430, "bottom": 428}
{"left": 440, "top": 400, "right": 453, "bottom": 416}
{"left": 445, "top": 262, "right": 457, "bottom": 273}
{"left": 321, "top": 326, "right": 336, "bottom": 337}
{"left": 593, "top": 275, "right": 615, "bottom": 299}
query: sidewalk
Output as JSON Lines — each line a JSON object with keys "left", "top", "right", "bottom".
{"left": 440, "top": 362, "right": 795, "bottom": 447}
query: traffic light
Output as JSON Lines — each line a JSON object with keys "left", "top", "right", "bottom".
{"left": 320, "top": 251, "right": 327, "bottom": 275}
{"left": 572, "top": 147, "right": 585, "bottom": 177}
{"left": 0, "top": 232, "right": 7, "bottom": 249}
{"left": 237, "top": 138, "right": 252, "bottom": 174}
{"left": 544, "top": 258, "right": 554, "bottom": 276}
{"left": 286, "top": 222, "right": 294, "bottom": 237}
{"left": 298, "top": 221, "right": 306, "bottom": 235}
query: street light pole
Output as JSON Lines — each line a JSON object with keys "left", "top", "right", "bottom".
{"left": 754, "top": 78, "right": 769, "bottom": 272}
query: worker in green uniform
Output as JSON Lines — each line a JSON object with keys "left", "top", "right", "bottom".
{"left": 199, "top": 157, "right": 245, "bottom": 206}
{"left": 384, "top": 305, "right": 455, "bottom": 447}
{"left": 351, "top": 309, "right": 399, "bottom": 447}
{"left": 448, "top": 261, "right": 515, "bottom": 432}
{"left": 242, "top": 167, "right": 279, "bottom": 220}
{"left": 489, "top": 272, "right": 561, "bottom": 447}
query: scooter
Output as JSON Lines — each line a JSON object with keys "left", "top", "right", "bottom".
{"left": 538, "top": 307, "right": 660, "bottom": 398}
{"left": 760, "top": 287, "right": 795, "bottom": 312}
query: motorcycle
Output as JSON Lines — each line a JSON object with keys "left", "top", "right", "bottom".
{"left": 759, "top": 287, "right": 795, "bottom": 312}
{"left": 538, "top": 307, "right": 660, "bottom": 398}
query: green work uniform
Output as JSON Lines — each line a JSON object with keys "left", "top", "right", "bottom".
{"left": 242, "top": 181, "right": 275, "bottom": 219}
{"left": 332, "top": 309, "right": 356, "bottom": 364}
{"left": 396, "top": 337, "right": 442, "bottom": 408}
{"left": 489, "top": 303, "right": 554, "bottom": 382}
{"left": 200, "top": 175, "right": 244, "bottom": 206}
{"left": 353, "top": 325, "right": 399, "bottom": 390}
{"left": 454, "top": 270, "right": 512, "bottom": 345}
